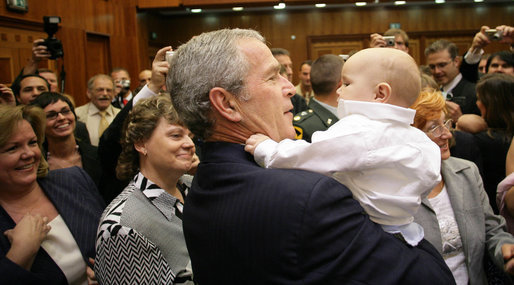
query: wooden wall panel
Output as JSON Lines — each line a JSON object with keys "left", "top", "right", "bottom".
{"left": 0, "top": 0, "right": 143, "bottom": 105}
{"left": 143, "top": 3, "right": 512, "bottom": 84}
{"left": 138, "top": 0, "right": 181, "bottom": 9}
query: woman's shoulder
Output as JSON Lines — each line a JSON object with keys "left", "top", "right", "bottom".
{"left": 443, "top": 156, "right": 479, "bottom": 173}
{"left": 41, "top": 166, "right": 90, "bottom": 184}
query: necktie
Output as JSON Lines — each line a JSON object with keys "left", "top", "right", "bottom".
{"left": 98, "top": 111, "right": 109, "bottom": 137}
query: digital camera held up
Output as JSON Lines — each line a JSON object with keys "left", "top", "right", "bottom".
{"left": 41, "top": 16, "right": 64, "bottom": 60}
{"left": 485, "top": 29, "right": 503, "bottom": 41}
{"left": 383, "top": 36, "right": 396, "bottom": 46}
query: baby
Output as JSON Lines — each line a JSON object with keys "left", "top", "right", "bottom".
{"left": 245, "top": 48, "right": 441, "bottom": 246}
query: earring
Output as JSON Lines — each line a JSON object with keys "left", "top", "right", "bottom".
{"left": 143, "top": 150, "right": 147, "bottom": 156}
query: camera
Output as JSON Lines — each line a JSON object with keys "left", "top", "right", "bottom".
{"left": 339, "top": 54, "right": 349, "bottom": 61}
{"left": 383, "top": 36, "right": 395, "bottom": 46}
{"left": 166, "top": 51, "right": 175, "bottom": 65}
{"left": 40, "top": 16, "right": 64, "bottom": 59}
{"left": 120, "top": 79, "right": 131, "bottom": 89}
{"left": 485, "top": 29, "right": 503, "bottom": 41}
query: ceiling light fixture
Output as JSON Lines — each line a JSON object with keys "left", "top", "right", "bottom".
{"left": 232, "top": 7, "right": 243, "bottom": 11}
{"left": 394, "top": 0, "right": 406, "bottom": 4}
{"left": 315, "top": 3, "right": 327, "bottom": 7}
{"left": 191, "top": 8, "right": 202, "bottom": 13}
{"left": 355, "top": 2, "right": 367, "bottom": 6}
{"left": 435, "top": 0, "right": 445, "bottom": 3}
{"left": 273, "top": 3, "right": 286, "bottom": 9}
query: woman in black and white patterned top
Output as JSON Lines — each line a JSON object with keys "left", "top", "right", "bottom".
{"left": 95, "top": 95, "right": 198, "bottom": 284}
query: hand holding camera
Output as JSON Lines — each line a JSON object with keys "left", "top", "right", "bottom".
{"left": 472, "top": 25, "right": 514, "bottom": 52}
{"left": 148, "top": 46, "right": 173, "bottom": 94}
{"left": 38, "top": 16, "right": 64, "bottom": 60}
{"left": 370, "top": 33, "right": 396, "bottom": 48}
{"left": 31, "top": 39, "right": 51, "bottom": 62}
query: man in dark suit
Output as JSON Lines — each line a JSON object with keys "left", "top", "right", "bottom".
{"left": 294, "top": 54, "right": 342, "bottom": 142}
{"left": 168, "top": 28, "right": 455, "bottom": 284}
{"left": 425, "top": 39, "right": 481, "bottom": 123}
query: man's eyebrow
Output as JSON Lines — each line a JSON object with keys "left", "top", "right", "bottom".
{"left": 266, "top": 63, "right": 281, "bottom": 76}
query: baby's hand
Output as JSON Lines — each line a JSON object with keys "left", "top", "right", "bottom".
{"left": 245, "top": 133, "right": 270, "bottom": 155}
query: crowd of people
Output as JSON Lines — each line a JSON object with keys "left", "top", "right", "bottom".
{"left": 0, "top": 23, "right": 513, "bottom": 284}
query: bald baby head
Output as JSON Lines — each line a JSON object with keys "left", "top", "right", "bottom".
{"left": 340, "top": 48, "right": 420, "bottom": 107}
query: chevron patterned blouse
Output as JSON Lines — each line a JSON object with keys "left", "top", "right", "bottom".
{"left": 95, "top": 172, "right": 194, "bottom": 284}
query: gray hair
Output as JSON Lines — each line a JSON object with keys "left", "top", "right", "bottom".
{"left": 167, "top": 28, "right": 265, "bottom": 140}
{"left": 87, "top": 74, "right": 114, "bottom": 91}
{"left": 424, "top": 39, "right": 459, "bottom": 59}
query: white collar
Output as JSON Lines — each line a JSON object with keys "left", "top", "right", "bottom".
{"left": 442, "top": 73, "right": 462, "bottom": 93}
{"left": 337, "top": 99, "right": 415, "bottom": 125}
{"left": 87, "top": 102, "right": 113, "bottom": 116}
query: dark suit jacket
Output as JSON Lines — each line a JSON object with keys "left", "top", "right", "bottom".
{"left": 74, "top": 121, "right": 91, "bottom": 145}
{"left": 42, "top": 139, "right": 102, "bottom": 187}
{"left": 449, "top": 77, "right": 481, "bottom": 115}
{"left": 0, "top": 167, "right": 105, "bottom": 284}
{"left": 460, "top": 52, "right": 480, "bottom": 83}
{"left": 98, "top": 100, "right": 133, "bottom": 203}
{"left": 290, "top": 93, "right": 308, "bottom": 115}
{"left": 183, "top": 142, "right": 455, "bottom": 284}
{"left": 474, "top": 130, "right": 511, "bottom": 214}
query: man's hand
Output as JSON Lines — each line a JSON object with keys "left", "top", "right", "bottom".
{"left": 445, "top": 101, "right": 463, "bottom": 123}
{"left": 470, "top": 26, "right": 491, "bottom": 52}
{"left": 0, "top": 84, "right": 15, "bottom": 105}
{"left": 148, "top": 46, "right": 172, "bottom": 94}
{"left": 22, "top": 39, "right": 51, "bottom": 75}
{"left": 496, "top": 25, "right": 514, "bottom": 45}
{"left": 370, "top": 33, "right": 386, "bottom": 48}
{"left": 245, "top": 133, "right": 271, "bottom": 155}
{"left": 502, "top": 244, "right": 514, "bottom": 274}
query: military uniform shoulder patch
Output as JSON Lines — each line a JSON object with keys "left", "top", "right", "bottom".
{"left": 294, "top": 126, "right": 303, "bottom": 140}
{"left": 293, "top": 109, "right": 314, "bottom": 123}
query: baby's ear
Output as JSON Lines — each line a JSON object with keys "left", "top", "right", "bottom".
{"left": 374, "top": 82, "right": 392, "bottom": 103}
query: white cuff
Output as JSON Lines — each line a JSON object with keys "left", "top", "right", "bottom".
{"left": 133, "top": 84, "right": 158, "bottom": 106}
{"left": 464, "top": 48, "right": 484, "bottom": 65}
{"left": 253, "top": 139, "right": 278, "bottom": 168}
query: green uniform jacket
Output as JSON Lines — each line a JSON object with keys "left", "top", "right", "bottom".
{"left": 293, "top": 99, "right": 339, "bottom": 142}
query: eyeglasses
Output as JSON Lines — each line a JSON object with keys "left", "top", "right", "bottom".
{"left": 426, "top": 119, "right": 453, "bottom": 138}
{"left": 94, "top": 88, "right": 113, "bottom": 93}
{"left": 428, "top": 60, "right": 453, "bottom": 70}
{"left": 46, "top": 108, "right": 72, "bottom": 120}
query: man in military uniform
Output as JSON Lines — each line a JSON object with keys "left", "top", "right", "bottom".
{"left": 294, "top": 54, "right": 343, "bottom": 142}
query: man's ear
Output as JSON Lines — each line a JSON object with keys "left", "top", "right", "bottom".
{"left": 374, "top": 82, "right": 392, "bottom": 103}
{"left": 209, "top": 87, "right": 242, "bottom": 122}
{"left": 86, "top": 89, "right": 92, "bottom": 100}
{"left": 454, "top": 56, "right": 462, "bottom": 68}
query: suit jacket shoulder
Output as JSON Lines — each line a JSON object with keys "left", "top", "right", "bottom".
{"left": 75, "top": 103, "right": 90, "bottom": 122}
{"left": 184, "top": 142, "right": 455, "bottom": 285}
{"left": 451, "top": 77, "right": 480, "bottom": 115}
{"left": 293, "top": 100, "right": 338, "bottom": 142}
{"left": 39, "top": 167, "right": 105, "bottom": 260}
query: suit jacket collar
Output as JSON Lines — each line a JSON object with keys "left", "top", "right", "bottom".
{"left": 421, "top": 157, "right": 470, "bottom": 211}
